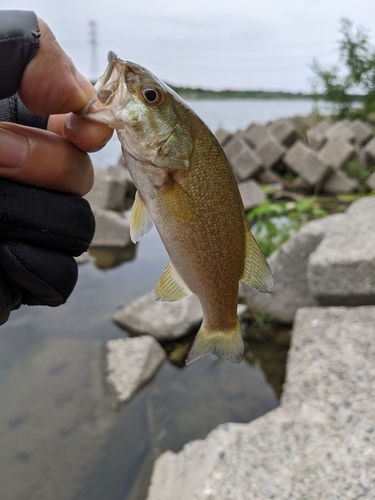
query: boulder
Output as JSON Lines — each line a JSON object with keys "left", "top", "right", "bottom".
{"left": 322, "top": 169, "right": 358, "bottom": 194}
{"left": 241, "top": 215, "right": 344, "bottom": 323}
{"left": 106, "top": 336, "right": 166, "bottom": 404}
{"left": 255, "top": 136, "right": 286, "bottom": 170}
{"left": 113, "top": 292, "right": 203, "bottom": 341}
{"left": 90, "top": 207, "right": 131, "bottom": 247}
{"left": 147, "top": 307, "right": 375, "bottom": 500}
{"left": 317, "top": 138, "right": 355, "bottom": 170}
{"left": 283, "top": 141, "right": 329, "bottom": 186}
{"left": 230, "top": 143, "right": 263, "bottom": 181}
{"left": 238, "top": 179, "right": 265, "bottom": 210}
{"left": 215, "top": 127, "right": 233, "bottom": 147}
{"left": 307, "top": 196, "right": 375, "bottom": 306}
{"left": 349, "top": 119, "right": 373, "bottom": 148}
{"left": 267, "top": 118, "right": 297, "bottom": 147}
{"left": 243, "top": 123, "right": 270, "bottom": 148}
{"left": 85, "top": 167, "right": 127, "bottom": 211}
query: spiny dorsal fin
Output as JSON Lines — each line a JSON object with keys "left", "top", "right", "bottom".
{"left": 154, "top": 261, "right": 193, "bottom": 302}
{"left": 130, "top": 191, "right": 154, "bottom": 243}
{"left": 241, "top": 230, "right": 275, "bottom": 293}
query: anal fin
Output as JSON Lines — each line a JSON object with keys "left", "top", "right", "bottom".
{"left": 241, "top": 230, "right": 275, "bottom": 293}
{"left": 130, "top": 191, "right": 153, "bottom": 243}
{"left": 154, "top": 261, "right": 192, "bottom": 302}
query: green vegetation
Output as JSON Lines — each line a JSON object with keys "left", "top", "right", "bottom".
{"left": 343, "top": 158, "right": 373, "bottom": 185}
{"left": 247, "top": 198, "right": 328, "bottom": 256}
{"left": 312, "top": 18, "right": 375, "bottom": 120}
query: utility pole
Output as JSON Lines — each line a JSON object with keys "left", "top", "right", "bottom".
{"left": 89, "top": 20, "right": 98, "bottom": 83}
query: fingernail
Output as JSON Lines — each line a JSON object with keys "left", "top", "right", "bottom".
{"left": 75, "top": 70, "right": 94, "bottom": 100}
{"left": 0, "top": 128, "right": 28, "bottom": 168}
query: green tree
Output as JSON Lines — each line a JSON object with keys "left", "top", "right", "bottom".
{"left": 312, "top": 18, "right": 375, "bottom": 120}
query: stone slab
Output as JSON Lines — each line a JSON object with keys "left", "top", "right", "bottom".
{"left": 306, "top": 120, "right": 331, "bottom": 150}
{"left": 349, "top": 119, "right": 373, "bottom": 147}
{"left": 243, "top": 123, "right": 270, "bottom": 148}
{"left": 90, "top": 207, "right": 131, "bottom": 247}
{"left": 283, "top": 141, "right": 329, "bottom": 186}
{"left": 325, "top": 119, "right": 355, "bottom": 144}
{"left": 230, "top": 143, "right": 263, "bottom": 181}
{"left": 267, "top": 118, "right": 297, "bottom": 147}
{"left": 307, "top": 196, "right": 375, "bottom": 305}
{"left": 85, "top": 167, "right": 127, "bottom": 211}
{"left": 222, "top": 133, "right": 246, "bottom": 164}
{"left": 322, "top": 168, "right": 358, "bottom": 194}
{"left": 106, "top": 336, "right": 166, "bottom": 403}
{"left": 363, "top": 137, "right": 375, "bottom": 166}
{"left": 238, "top": 179, "right": 265, "bottom": 210}
{"left": 147, "top": 307, "right": 375, "bottom": 500}
{"left": 255, "top": 136, "right": 286, "bottom": 169}
{"left": 215, "top": 127, "right": 233, "bottom": 147}
{"left": 366, "top": 171, "right": 375, "bottom": 191}
{"left": 317, "top": 138, "right": 355, "bottom": 170}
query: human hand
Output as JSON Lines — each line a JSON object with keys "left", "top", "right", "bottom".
{"left": 0, "top": 16, "right": 113, "bottom": 195}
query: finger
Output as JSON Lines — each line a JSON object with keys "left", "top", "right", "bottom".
{"left": 18, "top": 18, "right": 94, "bottom": 115}
{"left": 0, "top": 123, "right": 94, "bottom": 196}
{"left": 48, "top": 113, "right": 113, "bottom": 153}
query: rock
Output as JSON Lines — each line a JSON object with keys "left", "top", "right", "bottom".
{"left": 108, "top": 164, "right": 136, "bottom": 209}
{"left": 215, "top": 127, "right": 232, "bottom": 147}
{"left": 317, "top": 138, "right": 355, "bottom": 170}
{"left": 362, "top": 137, "right": 375, "bottom": 167}
{"left": 230, "top": 143, "right": 263, "bottom": 181}
{"left": 306, "top": 120, "right": 331, "bottom": 150}
{"left": 325, "top": 119, "right": 355, "bottom": 144}
{"left": 366, "top": 171, "right": 375, "bottom": 191}
{"left": 292, "top": 176, "right": 313, "bottom": 193}
{"left": 349, "top": 119, "right": 373, "bottom": 148}
{"left": 222, "top": 133, "right": 246, "bottom": 164}
{"left": 106, "top": 337, "right": 166, "bottom": 404}
{"left": 147, "top": 306, "right": 375, "bottom": 500}
{"left": 283, "top": 141, "right": 329, "bottom": 186}
{"left": 241, "top": 215, "right": 344, "bottom": 323}
{"left": 307, "top": 196, "right": 375, "bottom": 306}
{"left": 267, "top": 118, "right": 297, "bottom": 147}
{"left": 238, "top": 179, "right": 265, "bottom": 210}
{"left": 243, "top": 123, "right": 270, "bottom": 148}
{"left": 322, "top": 169, "right": 358, "bottom": 194}
{"left": 113, "top": 292, "right": 203, "bottom": 341}
{"left": 90, "top": 207, "right": 131, "bottom": 247}
{"left": 255, "top": 136, "right": 286, "bottom": 170}
{"left": 85, "top": 167, "right": 127, "bottom": 211}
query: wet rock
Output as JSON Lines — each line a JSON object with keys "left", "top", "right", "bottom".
{"left": 230, "top": 143, "right": 263, "bottom": 181}
{"left": 113, "top": 292, "right": 203, "bottom": 341}
{"left": 283, "top": 141, "right": 329, "bottom": 186}
{"left": 85, "top": 167, "right": 127, "bottom": 211}
{"left": 243, "top": 123, "right": 270, "bottom": 148}
{"left": 349, "top": 119, "right": 373, "bottom": 148}
{"left": 255, "top": 136, "right": 286, "bottom": 170}
{"left": 307, "top": 196, "right": 375, "bottom": 306}
{"left": 241, "top": 215, "right": 344, "bottom": 323}
{"left": 90, "top": 207, "right": 131, "bottom": 247}
{"left": 267, "top": 118, "right": 297, "bottom": 147}
{"left": 215, "top": 127, "right": 232, "bottom": 147}
{"left": 106, "top": 337, "right": 166, "bottom": 404}
{"left": 317, "top": 138, "right": 355, "bottom": 170}
{"left": 238, "top": 179, "right": 265, "bottom": 210}
{"left": 147, "top": 306, "right": 375, "bottom": 500}
{"left": 322, "top": 169, "right": 358, "bottom": 194}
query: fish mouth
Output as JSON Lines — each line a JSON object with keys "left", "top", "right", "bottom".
{"left": 79, "top": 52, "right": 132, "bottom": 129}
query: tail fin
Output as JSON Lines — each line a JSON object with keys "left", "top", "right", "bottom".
{"left": 186, "top": 320, "right": 244, "bottom": 365}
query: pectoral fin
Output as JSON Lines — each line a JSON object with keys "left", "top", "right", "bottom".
{"left": 154, "top": 261, "right": 192, "bottom": 302}
{"left": 159, "top": 180, "right": 197, "bottom": 223}
{"left": 130, "top": 191, "right": 154, "bottom": 243}
{"left": 241, "top": 230, "right": 275, "bottom": 293}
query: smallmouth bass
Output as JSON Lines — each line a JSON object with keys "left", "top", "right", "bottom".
{"left": 82, "top": 52, "right": 274, "bottom": 364}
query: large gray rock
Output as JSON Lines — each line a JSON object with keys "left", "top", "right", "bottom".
{"left": 322, "top": 168, "right": 358, "bottom": 194}
{"left": 238, "top": 179, "right": 265, "bottom": 210}
{"left": 317, "top": 138, "right": 355, "bottom": 170}
{"left": 325, "top": 119, "right": 355, "bottom": 144}
{"left": 306, "top": 120, "right": 331, "bottom": 150}
{"left": 113, "top": 292, "right": 203, "bottom": 341}
{"left": 243, "top": 123, "right": 270, "bottom": 148}
{"left": 241, "top": 215, "right": 344, "bottom": 323}
{"left": 106, "top": 337, "right": 166, "bottom": 403}
{"left": 255, "top": 136, "right": 286, "bottom": 170}
{"left": 283, "top": 141, "right": 329, "bottom": 186}
{"left": 85, "top": 167, "right": 127, "bottom": 211}
{"left": 91, "top": 207, "right": 131, "bottom": 247}
{"left": 349, "top": 119, "right": 373, "bottom": 148}
{"left": 147, "top": 306, "right": 375, "bottom": 500}
{"left": 222, "top": 133, "right": 246, "bottom": 164}
{"left": 307, "top": 196, "right": 375, "bottom": 306}
{"left": 267, "top": 118, "right": 297, "bottom": 147}
{"left": 229, "top": 141, "right": 263, "bottom": 181}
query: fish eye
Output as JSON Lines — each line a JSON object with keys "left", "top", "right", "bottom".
{"left": 141, "top": 86, "right": 163, "bottom": 106}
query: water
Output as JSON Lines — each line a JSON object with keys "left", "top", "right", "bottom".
{"left": 0, "top": 99, "right": 307, "bottom": 500}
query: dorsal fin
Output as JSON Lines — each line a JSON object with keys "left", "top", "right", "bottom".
{"left": 154, "top": 261, "right": 192, "bottom": 302}
{"left": 241, "top": 230, "right": 275, "bottom": 293}
{"left": 130, "top": 191, "right": 154, "bottom": 243}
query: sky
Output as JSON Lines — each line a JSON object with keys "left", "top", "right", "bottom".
{"left": 1, "top": 0, "right": 375, "bottom": 92}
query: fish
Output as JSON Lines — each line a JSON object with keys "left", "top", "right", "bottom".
{"left": 81, "top": 52, "right": 274, "bottom": 364}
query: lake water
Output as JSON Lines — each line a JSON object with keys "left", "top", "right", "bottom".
{"left": 0, "top": 99, "right": 313, "bottom": 500}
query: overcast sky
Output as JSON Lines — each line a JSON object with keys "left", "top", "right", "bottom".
{"left": 1, "top": 0, "right": 375, "bottom": 92}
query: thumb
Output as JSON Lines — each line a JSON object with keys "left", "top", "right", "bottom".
{"left": 18, "top": 17, "right": 94, "bottom": 115}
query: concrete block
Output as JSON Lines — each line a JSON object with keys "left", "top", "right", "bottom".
{"left": 307, "top": 196, "right": 375, "bottom": 306}
{"left": 322, "top": 169, "right": 358, "bottom": 194}
{"left": 283, "top": 141, "right": 329, "bottom": 186}
{"left": 215, "top": 127, "right": 233, "bottom": 147}
{"left": 230, "top": 143, "right": 263, "bottom": 181}
{"left": 85, "top": 167, "right": 127, "bottom": 211}
{"left": 222, "top": 133, "right": 246, "bottom": 163}
{"left": 243, "top": 123, "right": 270, "bottom": 148}
{"left": 366, "top": 171, "right": 375, "bottom": 191}
{"left": 90, "top": 207, "right": 131, "bottom": 247}
{"left": 238, "top": 179, "right": 265, "bottom": 210}
{"left": 363, "top": 137, "right": 375, "bottom": 165}
{"left": 317, "top": 138, "right": 355, "bottom": 170}
{"left": 267, "top": 118, "right": 297, "bottom": 147}
{"left": 349, "top": 119, "right": 373, "bottom": 147}
{"left": 325, "top": 119, "right": 355, "bottom": 143}
{"left": 306, "top": 120, "right": 331, "bottom": 150}
{"left": 255, "top": 136, "right": 286, "bottom": 169}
